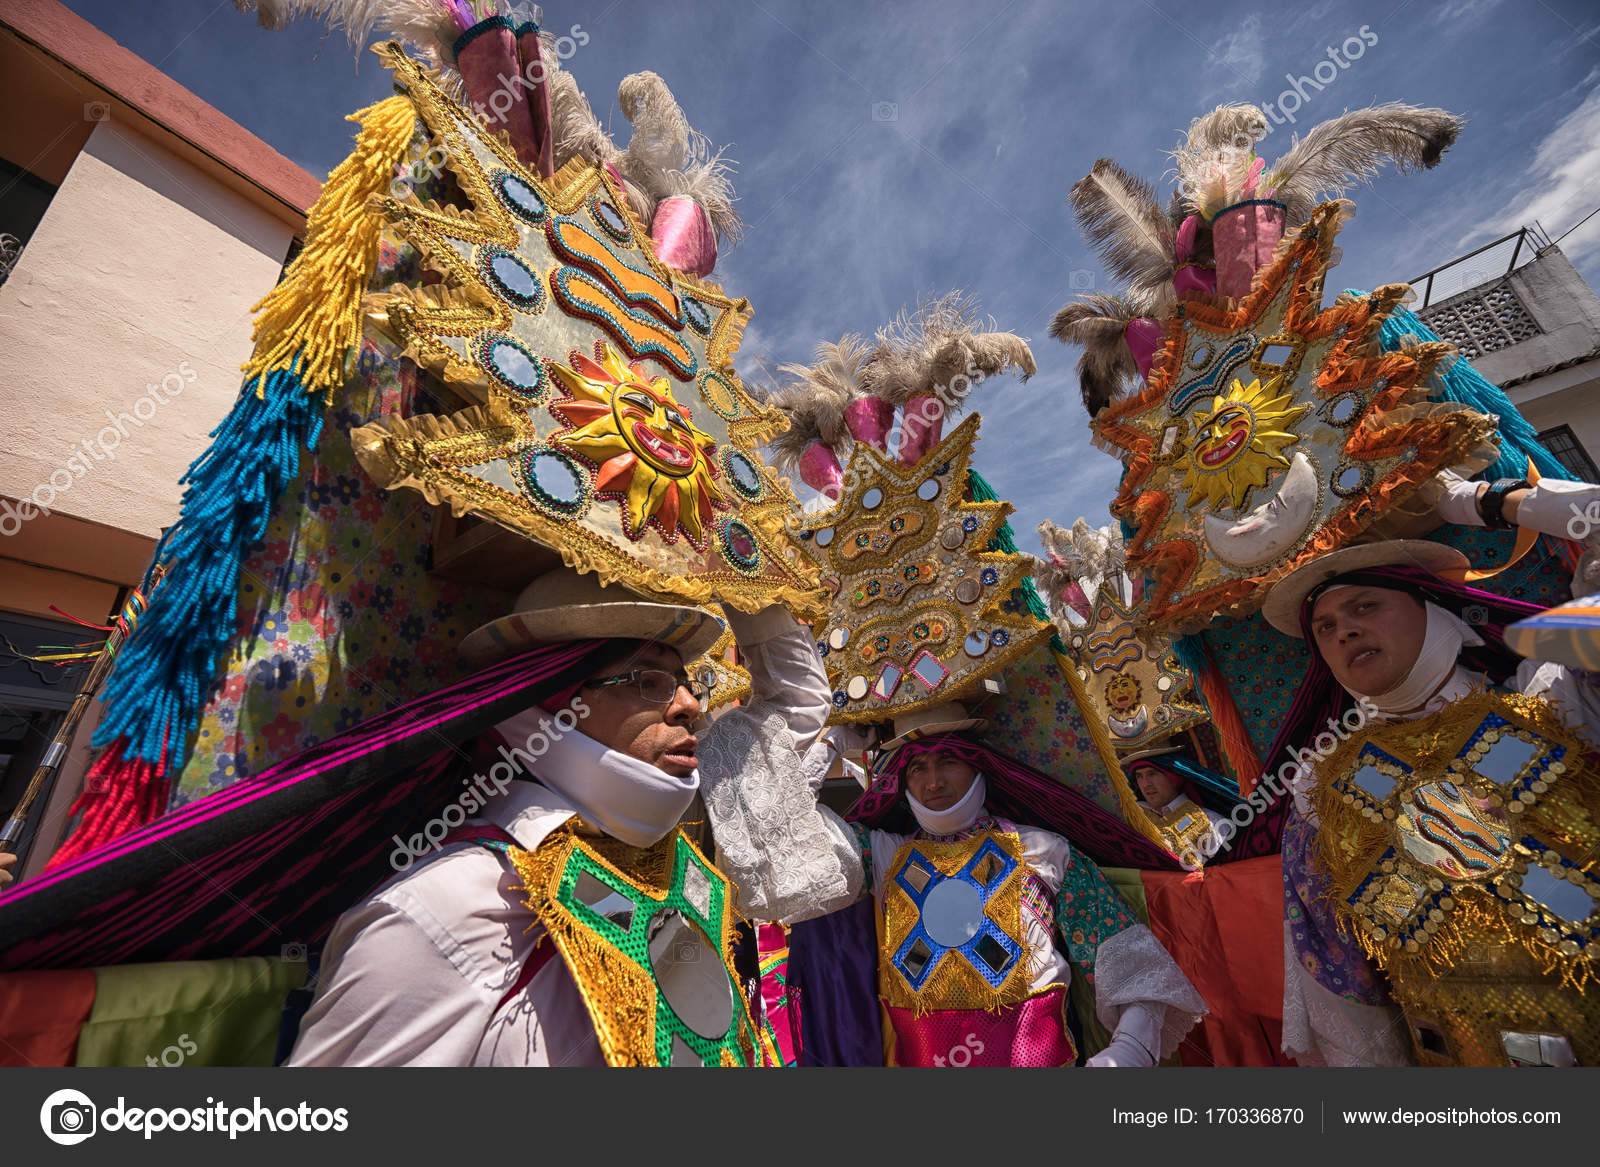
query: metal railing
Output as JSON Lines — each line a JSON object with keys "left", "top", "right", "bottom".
{"left": 1408, "top": 223, "right": 1552, "bottom": 309}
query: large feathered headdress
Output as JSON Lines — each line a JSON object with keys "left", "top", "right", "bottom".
{"left": 1053, "top": 101, "right": 1464, "bottom": 418}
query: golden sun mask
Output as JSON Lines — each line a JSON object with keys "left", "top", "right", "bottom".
{"left": 1179, "top": 375, "right": 1309, "bottom": 512}
{"left": 551, "top": 343, "right": 729, "bottom": 545}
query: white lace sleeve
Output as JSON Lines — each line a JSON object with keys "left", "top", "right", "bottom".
{"left": 1091, "top": 924, "right": 1209, "bottom": 1061}
{"left": 697, "top": 707, "right": 863, "bottom": 924}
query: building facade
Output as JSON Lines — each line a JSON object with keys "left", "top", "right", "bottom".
{"left": 1413, "top": 229, "right": 1600, "bottom": 480}
{"left": 0, "top": 0, "right": 316, "bottom": 878}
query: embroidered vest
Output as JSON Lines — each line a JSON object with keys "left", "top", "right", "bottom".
{"left": 876, "top": 824, "right": 1075, "bottom": 1066}
{"left": 504, "top": 819, "right": 770, "bottom": 1067}
{"left": 1145, "top": 797, "right": 1215, "bottom": 866}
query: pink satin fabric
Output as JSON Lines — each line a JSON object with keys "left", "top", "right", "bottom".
{"left": 455, "top": 25, "right": 543, "bottom": 170}
{"left": 1123, "top": 316, "right": 1164, "bottom": 381}
{"left": 1173, "top": 263, "right": 1218, "bottom": 299}
{"left": 885, "top": 984, "right": 1077, "bottom": 1067}
{"left": 843, "top": 397, "right": 895, "bottom": 450}
{"left": 1175, "top": 213, "right": 1201, "bottom": 263}
{"left": 1060, "top": 579, "right": 1091, "bottom": 620}
{"left": 798, "top": 440, "right": 845, "bottom": 497}
{"left": 651, "top": 195, "right": 719, "bottom": 277}
{"left": 756, "top": 923, "right": 800, "bottom": 1067}
{"left": 1211, "top": 201, "right": 1286, "bottom": 299}
{"left": 515, "top": 25, "right": 555, "bottom": 178}
{"left": 896, "top": 393, "right": 945, "bottom": 467}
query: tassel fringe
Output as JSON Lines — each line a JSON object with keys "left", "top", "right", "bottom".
{"left": 45, "top": 745, "right": 170, "bottom": 869}
{"left": 90, "top": 368, "right": 326, "bottom": 769}
{"left": 242, "top": 94, "right": 418, "bottom": 402}
{"left": 56, "top": 95, "right": 420, "bottom": 861}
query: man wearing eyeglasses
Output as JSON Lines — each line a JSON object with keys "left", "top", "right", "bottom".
{"left": 287, "top": 568, "right": 831, "bottom": 1066}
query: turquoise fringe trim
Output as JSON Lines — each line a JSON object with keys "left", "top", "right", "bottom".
{"left": 1164, "top": 752, "right": 1243, "bottom": 809}
{"left": 1356, "top": 292, "right": 1567, "bottom": 482}
{"left": 92, "top": 363, "right": 328, "bottom": 766}
{"left": 967, "top": 468, "right": 1060, "bottom": 648}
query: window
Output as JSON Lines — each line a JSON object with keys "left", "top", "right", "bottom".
{"left": 1537, "top": 425, "right": 1600, "bottom": 483}
{"left": 0, "top": 157, "right": 59, "bottom": 288}
{"left": 0, "top": 611, "right": 98, "bottom": 874}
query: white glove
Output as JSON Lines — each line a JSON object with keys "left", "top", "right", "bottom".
{"left": 1085, "top": 1002, "right": 1163, "bottom": 1067}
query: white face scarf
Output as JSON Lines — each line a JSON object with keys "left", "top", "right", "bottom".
{"left": 494, "top": 708, "right": 698, "bottom": 847}
{"left": 1325, "top": 595, "right": 1483, "bottom": 714}
{"left": 908, "top": 772, "right": 988, "bottom": 835}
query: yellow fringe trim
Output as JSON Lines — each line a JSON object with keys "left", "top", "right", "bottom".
{"left": 241, "top": 94, "right": 419, "bottom": 401}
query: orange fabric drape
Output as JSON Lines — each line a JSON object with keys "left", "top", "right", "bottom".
{"left": 0, "top": 968, "right": 96, "bottom": 1066}
{"left": 1141, "top": 856, "right": 1292, "bottom": 1066}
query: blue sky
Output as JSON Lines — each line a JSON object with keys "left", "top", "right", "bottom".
{"left": 61, "top": 0, "right": 1600, "bottom": 550}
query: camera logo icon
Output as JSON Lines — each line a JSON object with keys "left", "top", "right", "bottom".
{"left": 40, "top": 1088, "right": 97, "bottom": 1146}
{"left": 871, "top": 101, "right": 899, "bottom": 122}
{"left": 281, "top": 942, "right": 308, "bottom": 962}
{"left": 84, "top": 101, "right": 110, "bottom": 123}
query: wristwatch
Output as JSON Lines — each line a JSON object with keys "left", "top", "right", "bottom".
{"left": 1478, "top": 478, "right": 1531, "bottom": 530}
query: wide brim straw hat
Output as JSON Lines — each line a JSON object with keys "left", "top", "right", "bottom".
{"left": 459, "top": 568, "right": 726, "bottom": 667}
{"left": 876, "top": 701, "right": 987, "bottom": 754}
{"left": 1261, "top": 539, "right": 1470, "bottom": 638}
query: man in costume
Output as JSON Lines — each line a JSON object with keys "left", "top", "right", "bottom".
{"left": 722, "top": 701, "right": 1207, "bottom": 1068}
{"left": 1262, "top": 469, "right": 1600, "bottom": 1065}
{"left": 1125, "top": 749, "right": 1229, "bottom": 869}
{"left": 288, "top": 569, "right": 831, "bottom": 1066}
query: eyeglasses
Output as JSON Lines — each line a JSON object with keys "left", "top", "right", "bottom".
{"left": 584, "top": 668, "right": 710, "bottom": 710}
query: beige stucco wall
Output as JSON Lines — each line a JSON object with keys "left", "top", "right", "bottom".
{"left": 1508, "top": 360, "right": 1600, "bottom": 472}
{"left": 0, "top": 116, "right": 295, "bottom": 541}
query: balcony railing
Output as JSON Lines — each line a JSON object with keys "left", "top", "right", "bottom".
{"left": 1408, "top": 224, "right": 1552, "bottom": 310}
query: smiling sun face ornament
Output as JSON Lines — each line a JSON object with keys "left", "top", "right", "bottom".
{"left": 1179, "top": 375, "right": 1310, "bottom": 512}
{"left": 550, "top": 343, "right": 729, "bottom": 546}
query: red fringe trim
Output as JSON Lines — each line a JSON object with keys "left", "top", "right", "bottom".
{"left": 1195, "top": 657, "right": 1265, "bottom": 794}
{"left": 44, "top": 741, "right": 170, "bottom": 870}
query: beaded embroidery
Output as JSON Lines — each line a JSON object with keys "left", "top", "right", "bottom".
{"left": 351, "top": 44, "right": 823, "bottom": 620}
{"left": 507, "top": 821, "right": 762, "bottom": 1067}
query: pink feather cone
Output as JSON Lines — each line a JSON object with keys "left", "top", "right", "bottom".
{"left": 896, "top": 394, "right": 946, "bottom": 467}
{"left": 844, "top": 397, "right": 895, "bottom": 451}
{"left": 1212, "top": 200, "right": 1286, "bottom": 299}
{"left": 455, "top": 24, "right": 543, "bottom": 170}
{"left": 1123, "top": 317, "right": 1164, "bottom": 381}
{"left": 650, "top": 196, "right": 719, "bottom": 277}
{"left": 798, "top": 440, "right": 845, "bottom": 498}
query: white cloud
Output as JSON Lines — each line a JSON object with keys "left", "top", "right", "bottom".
{"left": 1208, "top": 13, "right": 1266, "bottom": 86}
{"left": 1472, "top": 83, "right": 1600, "bottom": 265}
{"left": 1436, "top": 0, "right": 1504, "bottom": 25}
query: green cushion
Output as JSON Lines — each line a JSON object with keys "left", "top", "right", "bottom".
{"left": 76, "top": 957, "right": 308, "bottom": 1068}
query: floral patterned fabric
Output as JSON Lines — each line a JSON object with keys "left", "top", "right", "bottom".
{"left": 173, "top": 130, "right": 510, "bottom": 806}
{"left": 1052, "top": 837, "right": 1140, "bottom": 988}
{"left": 1280, "top": 808, "right": 1390, "bottom": 1004}
{"left": 980, "top": 640, "right": 1121, "bottom": 817}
